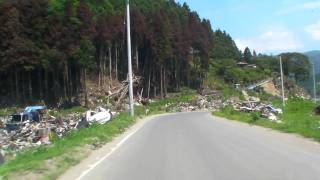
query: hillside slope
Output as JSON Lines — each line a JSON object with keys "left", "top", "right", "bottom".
{"left": 305, "top": 50, "right": 320, "bottom": 74}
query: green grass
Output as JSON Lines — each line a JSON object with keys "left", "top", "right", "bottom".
{"left": 0, "top": 92, "right": 196, "bottom": 179}
{"left": 214, "top": 98, "right": 320, "bottom": 141}
{"left": 48, "top": 106, "right": 88, "bottom": 117}
{"left": 0, "top": 108, "right": 19, "bottom": 117}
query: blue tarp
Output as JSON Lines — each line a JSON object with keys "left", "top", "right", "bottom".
{"left": 24, "top": 106, "right": 47, "bottom": 113}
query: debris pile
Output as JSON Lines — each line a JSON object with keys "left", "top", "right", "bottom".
{"left": 233, "top": 95, "right": 283, "bottom": 123}
{"left": 165, "top": 89, "right": 233, "bottom": 113}
{"left": 0, "top": 106, "right": 117, "bottom": 162}
{"left": 85, "top": 76, "right": 142, "bottom": 110}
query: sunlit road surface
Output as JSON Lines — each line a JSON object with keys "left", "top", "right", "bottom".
{"left": 76, "top": 112, "right": 320, "bottom": 180}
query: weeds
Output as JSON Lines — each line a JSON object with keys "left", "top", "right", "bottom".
{"left": 214, "top": 98, "right": 320, "bottom": 141}
{"left": 0, "top": 92, "right": 195, "bottom": 179}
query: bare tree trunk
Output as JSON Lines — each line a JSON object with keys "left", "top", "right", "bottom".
{"left": 44, "top": 70, "right": 48, "bottom": 101}
{"left": 53, "top": 70, "right": 59, "bottom": 104}
{"left": 98, "top": 47, "right": 102, "bottom": 89}
{"left": 109, "top": 46, "right": 112, "bottom": 82}
{"left": 28, "top": 71, "right": 33, "bottom": 102}
{"left": 69, "top": 67, "right": 73, "bottom": 98}
{"left": 52, "top": 71, "right": 56, "bottom": 103}
{"left": 147, "top": 70, "right": 151, "bottom": 99}
{"left": 164, "top": 68, "right": 167, "bottom": 97}
{"left": 135, "top": 45, "right": 139, "bottom": 72}
{"left": 9, "top": 70, "right": 14, "bottom": 103}
{"left": 98, "top": 63, "right": 101, "bottom": 89}
{"left": 38, "top": 69, "right": 43, "bottom": 100}
{"left": 115, "top": 45, "right": 118, "bottom": 81}
{"left": 103, "top": 50, "right": 107, "bottom": 86}
{"left": 160, "top": 66, "right": 164, "bottom": 99}
{"left": 63, "top": 64, "right": 67, "bottom": 101}
{"left": 21, "top": 72, "right": 26, "bottom": 103}
{"left": 153, "top": 69, "right": 156, "bottom": 97}
{"left": 66, "top": 63, "right": 70, "bottom": 102}
{"left": 83, "top": 68, "right": 88, "bottom": 107}
{"left": 14, "top": 70, "right": 19, "bottom": 101}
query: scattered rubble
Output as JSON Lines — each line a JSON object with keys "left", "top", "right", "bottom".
{"left": 0, "top": 106, "right": 117, "bottom": 163}
{"left": 166, "top": 88, "right": 235, "bottom": 113}
{"left": 85, "top": 76, "right": 142, "bottom": 110}
{"left": 0, "top": 85, "right": 285, "bottom": 164}
{"left": 234, "top": 91, "right": 283, "bottom": 123}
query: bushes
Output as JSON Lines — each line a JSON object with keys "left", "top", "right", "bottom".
{"left": 208, "top": 59, "right": 269, "bottom": 86}
{"left": 215, "top": 98, "right": 320, "bottom": 142}
{"left": 250, "top": 112, "right": 260, "bottom": 123}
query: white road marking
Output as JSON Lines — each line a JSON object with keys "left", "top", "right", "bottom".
{"left": 75, "top": 129, "right": 139, "bottom": 180}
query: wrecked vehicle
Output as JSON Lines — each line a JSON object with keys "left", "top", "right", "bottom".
{"left": 264, "top": 105, "right": 283, "bottom": 114}
{"left": 0, "top": 105, "right": 118, "bottom": 157}
{"left": 85, "top": 107, "right": 115, "bottom": 125}
{"left": 5, "top": 106, "right": 46, "bottom": 131}
{"left": 6, "top": 112, "right": 38, "bottom": 131}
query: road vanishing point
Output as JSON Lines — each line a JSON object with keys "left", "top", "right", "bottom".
{"left": 63, "top": 112, "right": 320, "bottom": 180}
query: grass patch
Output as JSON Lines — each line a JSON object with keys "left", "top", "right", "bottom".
{"left": 214, "top": 98, "right": 320, "bottom": 141}
{"left": 0, "top": 108, "right": 19, "bottom": 117}
{"left": 0, "top": 92, "right": 196, "bottom": 179}
{"left": 48, "top": 106, "right": 88, "bottom": 117}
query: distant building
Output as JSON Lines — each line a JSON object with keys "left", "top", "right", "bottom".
{"left": 236, "top": 61, "right": 257, "bottom": 68}
{"left": 236, "top": 61, "right": 249, "bottom": 67}
{"left": 246, "top": 64, "right": 257, "bottom": 68}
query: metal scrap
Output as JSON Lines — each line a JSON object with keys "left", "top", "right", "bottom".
{"left": 234, "top": 95, "right": 283, "bottom": 123}
{"left": 85, "top": 107, "right": 116, "bottom": 125}
{"left": 0, "top": 105, "right": 117, "bottom": 162}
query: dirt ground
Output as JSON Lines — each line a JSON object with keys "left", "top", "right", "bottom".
{"left": 261, "top": 81, "right": 280, "bottom": 97}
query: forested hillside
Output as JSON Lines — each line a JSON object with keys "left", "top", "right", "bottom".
{"left": 0, "top": 0, "right": 213, "bottom": 106}
{"left": 305, "top": 51, "right": 320, "bottom": 74}
{"left": 0, "top": 0, "right": 313, "bottom": 107}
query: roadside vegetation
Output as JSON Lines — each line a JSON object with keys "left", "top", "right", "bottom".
{"left": 0, "top": 0, "right": 316, "bottom": 179}
{"left": 214, "top": 98, "right": 320, "bottom": 141}
{"left": 0, "top": 0, "right": 212, "bottom": 106}
{"left": 0, "top": 91, "right": 196, "bottom": 179}
{"left": 0, "top": 108, "right": 17, "bottom": 117}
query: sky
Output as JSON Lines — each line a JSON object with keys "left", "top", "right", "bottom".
{"left": 176, "top": 0, "right": 320, "bottom": 54}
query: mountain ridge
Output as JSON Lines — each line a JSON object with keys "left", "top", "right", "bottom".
{"left": 305, "top": 50, "right": 320, "bottom": 74}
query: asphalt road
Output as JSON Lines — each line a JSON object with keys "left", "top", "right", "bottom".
{"left": 76, "top": 112, "right": 320, "bottom": 180}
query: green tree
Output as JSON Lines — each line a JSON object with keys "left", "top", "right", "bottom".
{"left": 243, "top": 47, "right": 252, "bottom": 63}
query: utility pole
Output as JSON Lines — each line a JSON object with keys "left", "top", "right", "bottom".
{"left": 280, "top": 56, "right": 285, "bottom": 108}
{"left": 312, "top": 62, "right": 317, "bottom": 103}
{"left": 126, "top": 0, "right": 134, "bottom": 116}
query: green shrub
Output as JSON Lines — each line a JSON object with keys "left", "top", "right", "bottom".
{"left": 250, "top": 112, "right": 260, "bottom": 123}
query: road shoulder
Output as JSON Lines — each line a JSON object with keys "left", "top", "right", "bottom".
{"left": 58, "top": 114, "right": 163, "bottom": 180}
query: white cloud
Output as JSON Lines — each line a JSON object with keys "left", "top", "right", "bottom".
{"left": 303, "top": 1, "right": 320, "bottom": 9}
{"left": 235, "top": 26, "right": 302, "bottom": 53}
{"left": 276, "top": 1, "right": 320, "bottom": 15}
{"left": 305, "top": 21, "right": 320, "bottom": 40}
